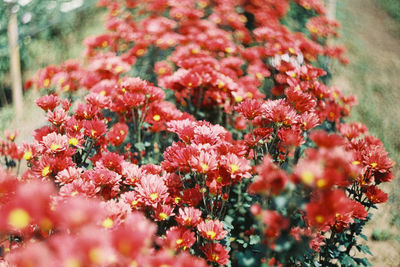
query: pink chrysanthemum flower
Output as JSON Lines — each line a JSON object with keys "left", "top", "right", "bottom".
{"left": 197, "top": 219, "right": 227, "bottom": 240}
{"left": 41, "top": 132, "right": 69, "bottom": 154}
{"left": 135, "top": 174, "right": 169, "bottom": 207}
{"left": 176, "top": 207, "right": 202, "bottom": 227}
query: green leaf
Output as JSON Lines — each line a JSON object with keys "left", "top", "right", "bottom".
{"left": 357, "top": 245, "right": 373, "bottom": 256}
{"left": 359, "top": 233, "right": 368, "bottom": 241}
{"left": 249, "top": 235, "right": 261, "bottom": 245}
{"left": 134, "top": 142, "right": 145, "bottom": 151}
{"left": 340, "top": 254, "right": 356, "bottom": 267}
{"left": 274, "top": 196, "right": 287, "bottom": 209}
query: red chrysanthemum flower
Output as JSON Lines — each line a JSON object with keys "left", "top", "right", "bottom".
{"left": 41, "top": 132, "right": 69, "bottom": 154}
{"left": 176, "top": 207, "right": 202, "bottom": 227}
{"left": 197, "top": 219, "right": 227, "bottom": 240}
{"left": 153, "top": 204, "right": 175, "bottom": 222}
{"left": 189, "top": 150, "right": 218, "bottom": 174}
{"left": 135, "top": 174, "right": 169, "bottom": 207}
{"left": 200, "top": 243, "right": 229, "bottom": 265}
{"left": 35, "top": 94, "right": 60, "bottom": 111}
{"left": 364, "top": 185, "right": 388, "bottom": 204}
{"left": 249, "top": 156, "right": 288, "bottom": 195}
{"left": 163, "top": 226, "right": 196, "bottom": 250}
{"left": 235, "top": 98, "right": 263, "bottom": 120}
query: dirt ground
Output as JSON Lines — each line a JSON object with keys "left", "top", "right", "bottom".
{"left": 332, "top": 0, "right": 400, "bottom": 266}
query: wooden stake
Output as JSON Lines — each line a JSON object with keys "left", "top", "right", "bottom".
{"left": 327, "top": 0, "right": 337, "bottom": 20}
{"left": 8, "top": 11, "right": 24, "bottom": 120}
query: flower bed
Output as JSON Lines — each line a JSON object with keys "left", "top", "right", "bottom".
{"left": 0, "top": 0, "right": 394, "bottom": 266}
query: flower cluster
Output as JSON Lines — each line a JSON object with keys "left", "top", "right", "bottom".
{"left": 0, "top": 0, "right": 395, "bottom": 266}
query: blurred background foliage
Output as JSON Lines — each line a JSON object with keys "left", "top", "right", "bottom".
{"left": 0, "top": 0, "right": 103, "bottom": 107}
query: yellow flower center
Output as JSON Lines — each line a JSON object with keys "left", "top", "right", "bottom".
{"left": 44, "top": 78, "right": 50, "bottom": 87}
{"left": 159, "top": 213, "right": 168, "bottom": 220}
{"left": 42, "top": 166, "right": 51, "bottom": 177}
{"left": 316, "top": 179, "right": 327, "bottom": 188}
{"left": 69, "top": 138, "right": 79, "bottom": 146}
{"left": 102, "top": 218, "right": 114, "bottom": 228}
{"left": 225, "top": 47, "right": 233, "bottom": 53}
{"left": 136, "top": 49, "right": 145, "bottom": 56}
{"left": 301, "top": 171, "right": 314, "bottom": 185}
{"left": 153, "top": 114, "right": 161, "bottom": 122}
{"left": 40, "top": 218, "right": 53, "bottom": 231}
{"left": 201, "top": 163, "right": 209, "bottom": 172}
{"left": 65, "top": 258, "right": 81, "bottom": 267}
{"left": 206, "top": 230, "right": 216, "bottom": 240}
{"left": 23, "top": 151, "right": 32, "bottom": 160}
{"left": 315, "top": 215, "right": 324, "bottom": 224}
{"left": 89, "top": 248, "right": 102, "bottom": 264}
{"left": 115, "top": 66, "right": 124, "bottom": 73}
{"left": 212, "top": 254, "right": 219, "bottom": 262}
{"left": 230, "top": 164, "right": 240, "bottom": 173}
{"left": 150, "top": 193, "right": 159, "bottom": 201}
{"left": 235, "top": 95, "right": 243, "bottom": 103}
{"left": 158, "top": 67, "right": 166, "bottom": 74}
{"left": 50, "top": 143, "right": 62, "bottom": 151}
{"left": 176, "top": 239, "right": 183, "bottom": 245}
{"left": 8, "top": 208, "right": 30, "bottom": 229}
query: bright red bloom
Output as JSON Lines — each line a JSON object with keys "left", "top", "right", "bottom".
{"left": 153, "top": 204, "right": 175, "bottom": 221}
{"left": 163, "top": 226, "right": 196, "bottom": 250}
{"left": 83, "top": 119, "right": 107, "bottom": 139}
{"left": 55, "top": 166, "right": 82, "bottom": 185}
{"left": 364, "top": 185, "right": 388, "bottom": 204}
{"left": 112, "top": 213, "right": 156, "bottom": 261}
{"left": 35, "top": 94, "right": 60, "bottom": 111}
{"left": 249, "top": 156, "right": 288, "bottom": 195}
{"left": 261, "top": 210, "right": 289, "bottom": 241}
{"left": 82, "top": 167, "right": 121, "bottom": 200}
{"left": 0, "top": 180, "right": 55, "bottom": 232}
{"left": 200, "top": 243, "right": 229, "bottom": 265}
{"left": 197, "top": 219, "right": 227, "bottom": 240}
{"left": 299, "top": 112, "right": 320, "bottom": 131}
{"left": 135, "top": 174, "right": 169, "bottom": 207}
{"left": 262, "top": 99, "right": 299, "bottom": 126}
{"left": 190, "top": 150, "right": 218, "bottom": 174}
{"left": 47, "top": 108, "right": 70, "bottom": 126}
{"left": 96, "top": 151, "right": 124, "bottom": 173}
{"left": 338, "top": 122, "right": 368, "bottom": 140}
{"left": 59, "top": 179, "right": 98, "bottom": 198}
{"left": 235, "top": 98, "right": 263, "bottom": 120}
{"left": 221, "top": 153, "right": 252, "bottom": 182}
{"left": 120, "top": 161, "right": 142, "bottom": 186}
{"left": 41, "top": 133, "right": 69, "bottom": 154}
{"left": 309, "top": 130, "right": 344, "bottom": 148}
{"left": 306, "top": 189, "right": 366, "bottom": 230}
{"left": 176, "top": 207, "right": 202, "bottom": 227}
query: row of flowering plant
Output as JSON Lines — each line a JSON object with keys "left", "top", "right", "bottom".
{"left": 0, "top": 0, "right": 395, "bottom": 266}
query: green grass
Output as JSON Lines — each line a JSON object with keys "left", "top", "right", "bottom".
{"left": 375, "top": 0, "right": 400, "bottom": 25}
{"left": 335, "top": 0, "right": 400, "bottom": 229}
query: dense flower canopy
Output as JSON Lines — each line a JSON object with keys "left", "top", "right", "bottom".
{"left": 0, "top": 0, "right": 395, "bottom": 266}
